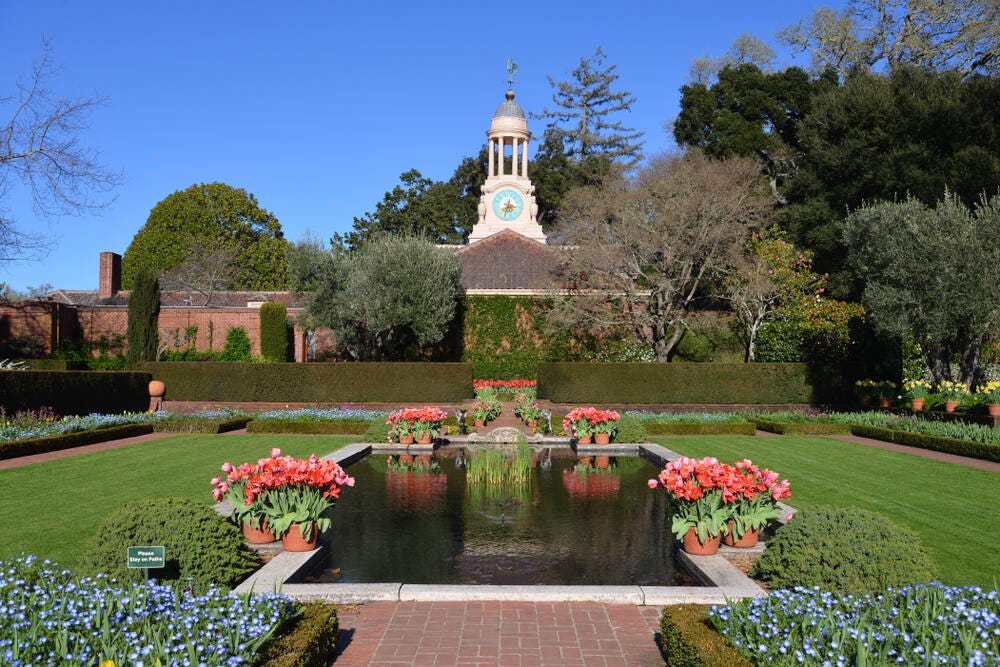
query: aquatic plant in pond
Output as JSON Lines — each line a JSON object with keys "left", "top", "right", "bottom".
{"left": 0, "top": 555, "right": 299, "bottom": 666}
{"left": 710, "top": 583, "right": 1000, "bottom": 666}
{"left": 465, "top": 441, "right": 533, "bottom": 485}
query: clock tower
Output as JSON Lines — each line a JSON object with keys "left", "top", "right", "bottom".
{"left": 468, "top": 87, "right": 546, "bottom": 244}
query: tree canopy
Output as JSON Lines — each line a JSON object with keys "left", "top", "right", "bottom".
{"left": 779, "top": 0, "right": 1000, "bottom": 78}
{"left": 1, "top": 40, "right": 120, "bottom": 263}
{"left": 292, "top": 234, "right": 462, "bottom": 361}
{"left": 122, "top": 182, "right": 289, "bottom": 290}
{"left": 551, "top": 150, "right": 770, "bottom": 362}
{"left": 532, "top": 47, "right": 645, "bottom": 169}
{"left": 842, "top": 191, "right": 1000, "bottom": 386}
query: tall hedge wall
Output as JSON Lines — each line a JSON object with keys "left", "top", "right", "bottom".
{"left": 135, "top": 362, "right": 473, "bottom": 403}
{"left": 0, "top": 371, "right": 152, "bottom": 415}
{"left": 537, "top": 362, "right": 815, "bottom": 404}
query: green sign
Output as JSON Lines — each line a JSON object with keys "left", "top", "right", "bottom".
{"left": 126, "top": 546, "right": 165, "bottom": 569}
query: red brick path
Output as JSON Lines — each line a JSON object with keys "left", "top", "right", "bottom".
{"left": 331, "top": 601, "right": 665, "bottom": 667}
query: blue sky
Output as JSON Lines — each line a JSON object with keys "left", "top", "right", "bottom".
{"left": 1, "top": 0, "right": 841, "bottom": 292}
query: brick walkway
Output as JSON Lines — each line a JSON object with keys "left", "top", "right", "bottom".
{"left": 331, "top": 601, "right": 665, "bottom": 667}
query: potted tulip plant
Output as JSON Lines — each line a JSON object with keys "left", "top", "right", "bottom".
{"left": 647, "top": 456, "right": 733, "bottom": 555}
{"left": 214, "top": 448, "right": 355, "bottom": 552}
{"left": 562, "top": 408, "right": 595, "bottom": 444}
{"left": 386, "top": 407, "right": 448, "bottom": 444}
{"left": 724, "top": 459, "right": 790, "bottom": 548}
{"left": 212, "top": 459, "right": 273, "bottom": 543}
{"left": 386, "top": 411, "right": 414, "bottom": 444}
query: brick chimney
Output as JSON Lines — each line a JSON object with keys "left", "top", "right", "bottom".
{"left": 98, "top": 252, "right": 122, "bottom": 298}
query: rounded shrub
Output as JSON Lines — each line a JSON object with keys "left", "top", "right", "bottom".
{"left": 749, "top": 505, "right": 936, "bottom": 595}
{"left": 79, "top": 497, "right": 260, "bottom": 591}
{"left": 614, "top": 414, "right": 647, "bottom": 443}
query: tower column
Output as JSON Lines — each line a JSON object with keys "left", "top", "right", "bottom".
{"left": 488, "top": 138, "right": 495, "bottom": 177}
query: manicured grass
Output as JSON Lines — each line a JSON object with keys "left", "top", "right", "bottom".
{"left": 0, "top": 434, "right": 356, "bottom": 568}
{"left": 655, "top": 435, "right": 1000, "bottom": 588}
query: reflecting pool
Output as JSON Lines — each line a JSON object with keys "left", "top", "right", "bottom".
{"left": 315, "top": 446, "right": 694, "bottom": 585}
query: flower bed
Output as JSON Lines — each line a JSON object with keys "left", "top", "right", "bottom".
{"left": 710, "top": 583, "right": 1000, "bottom": 665}
{"left": 852, "top": 424, "right": 1000, "bottom": 462}
{"left": 0, "top": 423, "right": 154, "bottom": 460}
{"left": 152, "top": 409, "right": 251, "bottom": 433}
{"left": 472, "top": 378, "right": 536, "bottom": 396}
{"left": 0, "top": 409, "right": 164, "bottom": 443}
{"left": 247, "top": 408, "right": 387, "bottom": 435}
{"left": 0, "top": 555, "right": 301, "bottom": 666}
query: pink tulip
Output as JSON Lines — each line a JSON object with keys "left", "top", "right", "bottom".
{"left": 647, "top": 479, "right": 659, "bottom": 489}
{"left": 221, "top": 462, "right": 234, "bottom": 473}
{"left": 270, "top": 447, "right": 282, "bottom": 458}
{"left": 210, "top": 476, "right": 220, "bottom": 486}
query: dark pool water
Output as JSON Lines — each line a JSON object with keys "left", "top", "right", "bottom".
{"left": 314, "top": 447, "right": 694, "bottom": 586}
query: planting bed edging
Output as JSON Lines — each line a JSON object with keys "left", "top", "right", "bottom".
{"left": 233, "top": 442, "right": 769, "bottom": 604}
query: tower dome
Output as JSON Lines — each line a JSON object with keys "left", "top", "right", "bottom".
{"left": 493, "top": 89, "right": 525, "bottom": 119}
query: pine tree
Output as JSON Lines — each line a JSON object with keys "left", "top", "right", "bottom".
{"left": 532, "top": 48, "right": 645, "bottom": 168}
{"left": 126, "top": 271, "right": 160, "bottom": 364}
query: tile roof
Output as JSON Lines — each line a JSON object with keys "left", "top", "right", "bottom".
{"left": 454, "top": 229, "right": 563, "bottom": 291}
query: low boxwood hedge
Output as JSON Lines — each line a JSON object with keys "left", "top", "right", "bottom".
{"left": 644, "top": 422, "right": 755, "bottom": 436}
{"left": 0, "top": 423, "right": 154, "bottom": 460}
{"left": 135, "top": 362, "right": 472, "bottom": 403}
{"left": 153, "top": 417, "right": 251, "bottom": 434}
{"left": 748, "top": 418, "right": 852, "bottom": 435}
{"left": 851, "top": 424, "right": 1000, "bottom": 462}
{"left": 0, "top": 370, "right": 151, "bottom": 414}
{"left": 247, "top": 420, "right": 373, "bottom": 435}
{"left": 660, "top": 605, "right": 752, "bottom": 667}
{"left": 257, "top": 602, "right": 339, "bottom": 667}
{"left": 537, "top": 362, "right": 815, "bottom": 404}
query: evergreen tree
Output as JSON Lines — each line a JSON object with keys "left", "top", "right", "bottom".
{"left": 532, "top": 48, "right": 645, "bottom": 169}
{"left": 126, "top": 271, "right": 160, "bottom": 364}
{"left": 259, "top": 301, "right": 288, "bottom": 362}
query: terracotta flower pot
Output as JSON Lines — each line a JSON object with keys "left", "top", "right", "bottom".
{"left": 593, "top": 432, "right": 611, "bottom": 445}
{"left": 415, "top": 432, "right": 432, "bottom": 445}
{"left": 878, "top": 397, "right": 892, "bottom": 408}
{"left": 910, "top": 398, "right": 925, "bottom": 411}
{"left": 399, "top": 434, "right": 415, "bottom": 445}
{"left": 474, "top": 419, "right": 485, "bottom": 428}
{"left": 944, "top": 401, "right": 960, "bottom": 413}
{"left": 242, "top": 520, "right": 276, "bottom": 544}
{"left": 577, "top": 434, "right": 592, "bottom": 445}
{"left": 989, "top": 404, "right": 1000, "bottom": 417}
{"left": 281, "top": 523, "right": 318, "bottom": 552}
{"left": 148, "top": 380, "right": 166, "bottom": 398}
{"left": 682, "top": 527, "right": 721, "bottom": 556}
{"left": 723, "top": 520, "right": 759, "bottom": 548}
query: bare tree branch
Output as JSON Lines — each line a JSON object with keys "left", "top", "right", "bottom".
{"left": 0, "top": 39, "right": 121, "bottom": 262}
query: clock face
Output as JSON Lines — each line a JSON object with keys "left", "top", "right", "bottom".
{"left": 492, "top": 189, "right": 524, "bottom": 221}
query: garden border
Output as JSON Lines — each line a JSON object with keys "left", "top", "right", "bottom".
{"left": 232, "top": 442, "right": 779, "bottom": 604}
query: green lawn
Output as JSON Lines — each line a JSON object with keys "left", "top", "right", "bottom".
{"left": 655, "top": 435, "right": 1000, "bottom": 588}
{"left": 0, "top": 434, "right": 356, "bottom": 568}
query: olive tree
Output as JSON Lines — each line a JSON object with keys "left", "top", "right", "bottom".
{"left": 292, "top": 234, "right": 462, "bottom": 361}
{"left": 551, "top": 151, "right": 770, "bottom": 362}
{"left": 842, "top": 191, "right": 1000, "bottom": 385}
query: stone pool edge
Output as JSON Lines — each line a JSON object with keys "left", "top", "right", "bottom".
{"left": 232, "top": 442, "right": 771, "bottom": 605}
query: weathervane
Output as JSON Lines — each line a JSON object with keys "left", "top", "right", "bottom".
{"left": 505, "top": 58, "right": 519, "bottom": 89}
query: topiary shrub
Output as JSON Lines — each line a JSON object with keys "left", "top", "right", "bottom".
{"left": 259, "top": 301, "right": 289, "bottom": 362}
{"left": 256, "top": 602, "right": 339, "bottom": 667}
{"left": 79, "top": 497, "right": 260, "bottom": 591}
{"left": 750, "top": 506, "right": 936, "bottom": 595}
{"left": 659, "top": 605, "right": 752, "bottom": 667}
{"left": 221, "top": 326, "right": 253, "bottom": 362}
{"left": 615, "top": 414, "right": 647, "bottom": 443}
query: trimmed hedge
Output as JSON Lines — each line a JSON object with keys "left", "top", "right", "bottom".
{"left": 0, "top": 370, "right": 151, "bottom": 414}
{"left": 660, "top": 605, "right": 752, "bottom": 667}
{"left": 0, "top": 423, "right": 154, "bottom": 460}
{"left": 247, "top": 419, "right": 373, "bottom": 434}
{"left": 259, "top": 302, "right": 288, "bottom": 363}
{"left": 257, "top": 602, "right": 339, "bottom": 667}
{"left": 135, "top": 362, "right": 473, "bottom": 403}
{"left": 748, "top": 418, "right": 852, "bottom": 435}
{"left": 153, "top": 417, "right": 251, "bottom": 434}
{"left": 644, "top": 422, "right": 755, "bottom": 436}
{"left": 538, "top": 363, "right": 814, "bottom": 404}
{"left": 851, "top": 424, "right": 1000, "bottom": 462}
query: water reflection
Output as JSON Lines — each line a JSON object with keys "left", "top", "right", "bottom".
{"left": 319, "top": 447, "right": 689, "bottom": 585}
